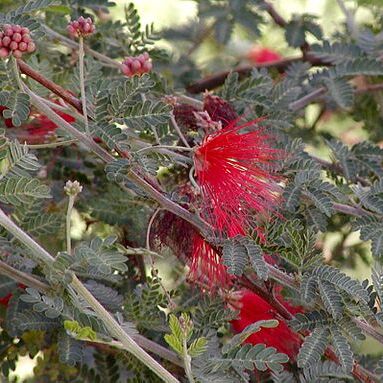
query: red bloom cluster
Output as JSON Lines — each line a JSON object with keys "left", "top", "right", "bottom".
{"left": 0, "top": 106, "right": 14, "bottom": 127}
{"left": 193, "top": 118, "right": 282, "bottom": 237}
{"left": 247, "top": 47, "right": 282, "bottom": 64}
{"left": 25, "top": 108, "right": 75, "bottom": 138}
{"left": 189, "top": 234, "right": 232, "bottom": 289}
{"left": 121, "top": 52, "right": 152, "bottom": 77}
{"left": 230, "top": 290, "right": 301, "bottom": 360}
{"left": 203, "top": 93, "right": 238, "bottom": 126}
{"left": 0, "top": 100, "right": 75, "bottom": 142}
{"left": 67, "top": 16, "right": 96, "bottom": 38}
{"left": 0, "top": 24, "right": 35, "bottom": 59}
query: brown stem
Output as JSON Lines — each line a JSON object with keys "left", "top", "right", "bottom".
{"left": 0, "top": 260, "right": 50, "bottom": 292}
{"left": 312, "top": 155, "right": 371, "bottom": 187}
{"left": 17, "top": 60, "right": 82, "bottom": 112}
{"left": 263, "top": 1, "right": 287, "bottom": 27}
{"left": 186, "top": 57, "right": 302, "bottom": 93}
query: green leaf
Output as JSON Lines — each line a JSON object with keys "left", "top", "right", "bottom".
{"left": 331, "top": 328, "right": 354, "bottom": 373}
{"left": 58, "top": 331, "right": 84, "bottom": 366}
{"left": 222, "top": 320, "right": 279, "bottom": 354}
{"left": 188, "top": 337, "right": 207, "bottom": 357}
{"left": 212, "top": 343, "right": 289, "bottom": 374}
{"left": 222, "top": 236, "right": 268, "bottom": 279}
{"left": 297, "top": 327, "right": 329, "bottom": 368}
{"left": 0, "top": 91, "right": 30, "bottom": 127}
{"left": 318, "top": 280, "right": 344, "bottom": 320}
{"left": 0, "top": 177, "right": 51, "bottom": 206}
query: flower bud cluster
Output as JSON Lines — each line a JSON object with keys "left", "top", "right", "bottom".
{"left": 67, "top": 16, "right": 96, "bottom": 38}
{"left": 0, "top": 24, "right": 35, "bottom": 59}
{"left": 121, "top": 52, "right": 152, "bottom": 77}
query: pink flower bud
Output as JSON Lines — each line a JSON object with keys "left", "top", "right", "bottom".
{"left": 27, "top": 42, "right": 36, "bottom": 53}
{"left": 12, "top": 32, "right": 22, "bottom": 43}
{"left": 2, "top": 36, "right": 11, "bottom": 47}
{"left": 18, "top": 42, "right": 27, "bottom": 52}
{"left": 21, "top": 27, "right": 30, "bottom": 35}
{"left": 143, "top": 61, "right": 153, "bottom": 72}
{"left": 22, "top": 34, "right": 32, "bottom": 43}
{"left": 9, "top": 41, "right": 18, "bottom": 50}
{"left": 13, "top": 50, "right": 22, "bottom": 58}
{"left": 131, "top": 59, "right": 141, "bottom": 71}
{"left": 4, "top": 28, "right": 13, "bottom": 37}
{"left": 0, "top": 48, "right": 9, "bottom": 58}
{"left": 13, "top": 25, "right": 21, "bottom": 33}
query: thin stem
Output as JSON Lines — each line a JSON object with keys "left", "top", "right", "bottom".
{"left": 188, "top": 166, "right": 200, "bottom": 191}
{"left": 289, "top": 87, "right": 327, "bottom": 111}
{"left": 25, "top": 86, "right": 114, "bottom": 163}
{"left": 170, "top": 113, "right": 191, "bottom": 148}
{"left": 183, "top": 337, "right": 195, "bottom": 383}
{"left": 0, "top": 209, "right": 54, "bottom": 265}
{"left": 10, "top": 56, "right": 24, "bottom": 90}
{"left": 70, "top": 274, "right": 179, "bottom": 383}
{"left": 0, "top": 260, "right": 50, "bottom": 292}
{"left": 146, "top": 209, "right": 176, "bottom": 308}
{"left": 146, "top": 208, "right": 162, "bottom": 251}
{"left": 333, "top": 203, "right": 368, "bottom": 217}
{"left": 137, "top": 145, "right": 193, "bottom": 154}
{"left": 43, "top": 24, "right": 120, "bottom": 69}
{"left": 27, "top": 139, "right": 78, "bottom": 149}
{"left": 86, "top": 336, "right": 183, "bottom": 367}
{"left": 175, "top": 94, "right": 203, "bottom": 108}
{"left": 17, "top": 59, "right": 82, "bottom": 112}
{"left": 66, "top": 195, "right": 75, "bottom": 255}
{"left": 78, "top": 37, "right": 90, "bottom": 135}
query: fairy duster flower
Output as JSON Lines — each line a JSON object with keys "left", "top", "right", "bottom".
{"left": 193, "top": 118, "right": 282, "bottom": 237}
{"left": 230, "top": 289, "right": 301, "bottom": 360}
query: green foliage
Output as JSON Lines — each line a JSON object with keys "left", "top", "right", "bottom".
{"left": 20, "top": 287, "right": 64, "bottom": 318}
{"left": 58, "top": 330, "right": 84, "bottom": 366}
{"left": 222, "top": 235, "right": 268, "bottom": 279}
{"left": 64, "top": 320, "right": 97, "bottom": 341}
{"left": 0, "top": 91, "right": 30, "bottom": 127}
{"left": 285, "top": 14, "right": 322, "bottom": 47}
{"left": 124, "top": 275, "right": 170, "bottom": 331}
{"left": 2, "top": 140, "right": 41, "bottom": 178}
{"left": 297, "top": 327, "right": 329, "bottom": 368}
{"left": 0, "top": 177, "right": 51, "bottom": 206}
{"left": 210, "top": 343, "right": 289, "bottom": 374}
{"left": 164, "top": 313, "right": 207, "bottom": 357}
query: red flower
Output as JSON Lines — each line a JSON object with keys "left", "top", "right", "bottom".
{"left": 0, "top": 293, "right": 12, "bottom": 306}
{"left": 189, "top": 234, "right": 232, "bottom": 290}
{"left": 25, "top": 108, "right": 75, "bottom": 137}
{"left": 193, "top": 119, "right": 282, "bottom": 237}
{"left": 0, "top": 106, "right": 14, "bottom": 128}
{"left": 247, "top": 47, "right": 282, "bottom": 64}
{"left": 230, "top": 290, "right": 301, "bottom": 360}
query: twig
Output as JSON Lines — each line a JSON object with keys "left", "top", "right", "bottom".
{"left": 263, "top": 1, "right": 287, "bottom": 28}
{"left": 17, "top": 59, "right": 82, "bottom": 112}
{"left": 0, "top": 260, "right": 50, "bottom": 292}
{"left": 70, "top": 274, "right": 179, "bottom": 383}
{"left": 290, "top": 82, "right": 383, "bottom": 112}
{"left": 78, "top": 36, "right": 90, "bottom": 135}
{"left": 0, "top": 208, "right": 178, "bottom": 383}
{"left": 289, "top": 87, "right": 327, "bottom": 112}
{"left": 186, "top": 57, "right": 302, "bottom": 93}
{"left": 312, "top": 155, "right": 371, "bottom": 187}
{"left": 137, "top": 145, "right": 193, "bottom": 154}
{"left": 170, "top": 113, "right": 191, "bottom": 148}
{"left": 26, "top": 139, "right": 78, "bottom": 149}
{"left": 43, "top": 24, "right": 120, "bottom": 69}
{"left": 66, "top": 194, "right": 75, "bottom": 255}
